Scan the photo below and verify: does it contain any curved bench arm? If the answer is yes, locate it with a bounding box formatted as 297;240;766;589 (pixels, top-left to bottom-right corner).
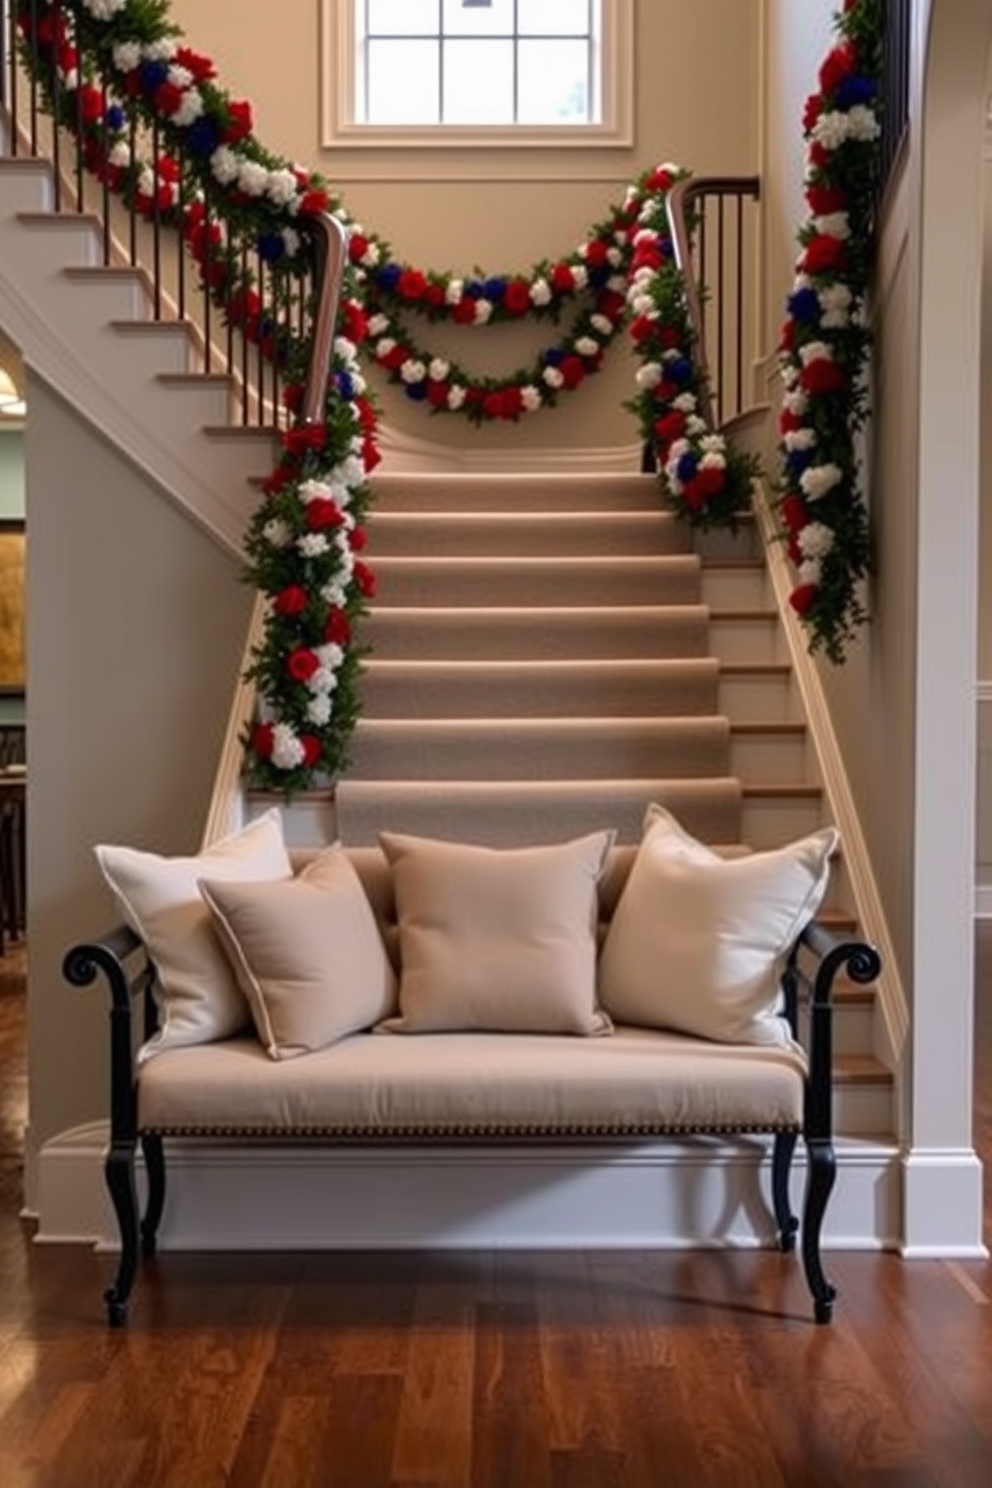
63;926;151;1151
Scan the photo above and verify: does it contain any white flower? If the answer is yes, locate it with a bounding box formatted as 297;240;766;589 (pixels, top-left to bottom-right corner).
800;463;843;501
359;240;381;267
812;110;852;151
210;146;240;186
799;340;832;367
445;278;464;305
635;363;663;389
784;388;809;416
529;278;552;307
336;455;366;488
473;299;494;325
798;522;836;560
113;42;142;73
298;479;333;505
819;282;853;329
428;358;450;381
335;336;358;364
367;313;389;337
375;337;397;359
262;519;292;548
847;104;880;141
700;451;727;471
144;38;178;62
521;386;543;412
798;558;823;586
814;211;851;240
307;666;338;696
137;165;156;197
108;141;132;168
686;415;708;437
85;0;128;20
673;393;698;413
400;360;427;384
315;643;345;669
607;274;628;294
173;92;204;128
792;272;813;294
348;370;367;395
447;386;467;411
61;69;79;91
238;160;270;197
570;264;588;290
784;428;817;452
321;582;348;606
307;695;333;726
606;247;623;267
297;534;331;558
590;314;614;336
267;169;300;206
575;337;599;357
542;367;565;389
628;294;656;317
271;723;305;771
168;65;194;90
700;434;726;454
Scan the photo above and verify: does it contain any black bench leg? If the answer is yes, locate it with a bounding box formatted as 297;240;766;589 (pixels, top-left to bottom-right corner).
772;1130;799;1252
104;1139;140;1328
140;1134;166;1257
801;1136;837;1324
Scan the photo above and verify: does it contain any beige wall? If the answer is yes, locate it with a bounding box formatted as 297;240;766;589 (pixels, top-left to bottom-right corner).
25;383;253;1172
169;0;761;455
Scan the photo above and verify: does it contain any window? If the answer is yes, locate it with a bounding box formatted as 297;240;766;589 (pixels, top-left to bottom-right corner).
322;0;633;151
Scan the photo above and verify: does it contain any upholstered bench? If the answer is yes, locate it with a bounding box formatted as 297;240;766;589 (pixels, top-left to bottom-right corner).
64;805;880;1328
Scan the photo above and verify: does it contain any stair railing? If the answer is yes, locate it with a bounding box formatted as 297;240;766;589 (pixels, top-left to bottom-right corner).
0;0;342;432
665;175;761;431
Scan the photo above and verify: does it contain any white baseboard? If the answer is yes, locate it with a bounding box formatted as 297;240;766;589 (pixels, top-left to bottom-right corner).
974;883;992;919
899;1148;988;1257
36;1123;901;1252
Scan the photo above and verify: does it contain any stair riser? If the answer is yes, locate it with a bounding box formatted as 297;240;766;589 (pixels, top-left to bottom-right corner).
700;565;771;608
729;732;810;785
833;1082;894;1139
367;514;693;559
372;559;703;608
369;473;664;513
349;723;731;783
710;617;785;666
740;794;825;848
359;667;720;720
362;609;710;662
7;214;102;272
718;673;801;723
800;1002;877;1059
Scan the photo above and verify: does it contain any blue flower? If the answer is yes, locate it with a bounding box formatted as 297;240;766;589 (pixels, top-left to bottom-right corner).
588;265;611;288
257;232;285;263
336;371;355;400
405;381;428;401
139;60;170;94
186;116;222;158
676;451;698;482
483;276;507;300
658;236;674;259
668;357;693;385
543;348;563;367
787;288;821;324
105;105;126;133
464;279;484;299
377;262;402;291
835;75;875;110
785;448;814;477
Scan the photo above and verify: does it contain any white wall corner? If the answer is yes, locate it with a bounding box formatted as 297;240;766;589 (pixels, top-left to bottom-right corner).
899;1148;988;1257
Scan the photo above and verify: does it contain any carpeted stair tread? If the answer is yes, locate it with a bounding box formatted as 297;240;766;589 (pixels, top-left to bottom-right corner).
362;604;712;661
372;554;703;607
358;657;721;719
367;510;693;558
369;471;663;513
334;777;743;849
347;716;732;782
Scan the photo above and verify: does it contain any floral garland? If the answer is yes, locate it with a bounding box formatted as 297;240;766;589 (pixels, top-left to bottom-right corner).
775;0;883;662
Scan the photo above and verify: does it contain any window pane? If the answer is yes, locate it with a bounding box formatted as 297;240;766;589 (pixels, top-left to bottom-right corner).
441;0;514;36
517;0;592;37
517;39;589;121
366;39;440;122
442;38;514;123
366;0;439;37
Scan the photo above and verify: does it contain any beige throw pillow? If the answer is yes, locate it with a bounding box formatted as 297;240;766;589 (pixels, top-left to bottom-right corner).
597;803;839;1047
200;846;397;1059
378;830;615;1036
94;808;292;1062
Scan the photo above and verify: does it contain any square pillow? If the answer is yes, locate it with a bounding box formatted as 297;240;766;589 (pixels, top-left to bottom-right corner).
597;804;839;1047
378;829;615;1036
94;808;292;1062
200;845;398;1060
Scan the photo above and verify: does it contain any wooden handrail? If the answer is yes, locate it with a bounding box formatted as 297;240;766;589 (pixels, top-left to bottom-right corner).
300;211;349;427
665;175;760;430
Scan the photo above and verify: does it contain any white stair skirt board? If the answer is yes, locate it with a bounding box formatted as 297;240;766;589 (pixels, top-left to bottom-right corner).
35;1123;901;1252
899;1149;988;1257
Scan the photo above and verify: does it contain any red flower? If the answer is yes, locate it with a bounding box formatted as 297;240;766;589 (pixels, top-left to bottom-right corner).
349;526;369;552
819;43;857;97
274;585;308;617
808;142;830;171
778;407;802;435
341;301;369;343
379;344;409;372
250;722;274;759
803;233;846;274
398;269;427;301
227;287;262;326
288;648;320;683
354;560;377;597
176;47;217;84
482;388;524;421
779;319;797;352
262;464;294;496
451;298;477;325
424;282;447;309
426;380;450;408
300;734;322;768
348;233;369;264
800;359;845;395
282;382;305;413
658;327;681;351
806;183;847;215
281;423;327;455
355;397;378;435
222;100;254;142
646;166;675;193
58;44;78;74
632;243;662;272
789;583;819;616
653;411;686;448
157;156;181;184
596;291;627;322
680;477;707;512
504;279;532;315
584;239;610;267
559;356;586;390
154;81;185;116
305;498;344;531
362;437;382;472
696;466;726;498
629;316;656;345
654;380;679;403
550;263;577;295
780;495;808;533
299;189;330;216
79;85;104;123
325;608;351;644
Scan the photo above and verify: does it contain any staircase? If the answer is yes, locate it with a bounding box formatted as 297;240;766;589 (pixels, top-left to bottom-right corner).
0;132;900;1249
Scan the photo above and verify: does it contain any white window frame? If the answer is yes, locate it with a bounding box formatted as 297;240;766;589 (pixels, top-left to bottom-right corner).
320;0;634;150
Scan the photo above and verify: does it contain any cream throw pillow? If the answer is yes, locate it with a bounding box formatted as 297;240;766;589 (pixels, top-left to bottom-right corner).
94;808;292;1062
597;804;839;1047
200;846;397;1060
378;830;615;1036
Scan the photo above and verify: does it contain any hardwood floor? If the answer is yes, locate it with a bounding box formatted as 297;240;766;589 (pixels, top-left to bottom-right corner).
1;937;991;1488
